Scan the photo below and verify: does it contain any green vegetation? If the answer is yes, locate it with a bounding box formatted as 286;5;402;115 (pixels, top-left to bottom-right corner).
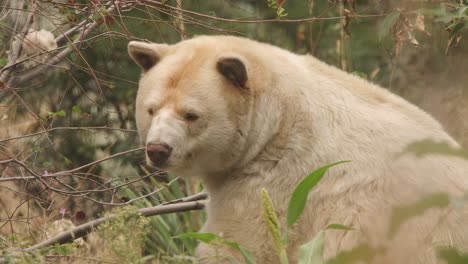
1;0;467;263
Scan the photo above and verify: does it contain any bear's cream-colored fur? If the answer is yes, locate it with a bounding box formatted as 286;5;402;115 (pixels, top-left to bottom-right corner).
128;36;468;263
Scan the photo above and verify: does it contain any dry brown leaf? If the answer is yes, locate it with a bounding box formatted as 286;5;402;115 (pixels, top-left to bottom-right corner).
404;21;419;47
407;31;419;47
414;14;425;32
391;21;404;56
277;0;286;11
414;14;431;36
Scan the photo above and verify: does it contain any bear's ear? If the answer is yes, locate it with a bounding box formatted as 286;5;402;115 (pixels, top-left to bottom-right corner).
128;41;168;72
216;57;248;89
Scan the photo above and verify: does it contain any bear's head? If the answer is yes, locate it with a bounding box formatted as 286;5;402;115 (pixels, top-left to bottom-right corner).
128;37;268;178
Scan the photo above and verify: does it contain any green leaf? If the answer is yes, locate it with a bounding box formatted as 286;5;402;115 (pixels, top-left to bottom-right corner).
7;235;17;243
351;71;367;79
437;246;468;264
0;57;7;68
298;231;324;264
297;223;354;264
326;224;354;231
449;22;465;37
413;8;447;17
402;139;468;160
47;110;66;117
53;243;77;255
223;240;257;264
55;110;66;117
175;232;257;264
458;6;468;17
174;232;218;243
287;161;350;228
387;192;450;238
326;244;381;264
379;11;401;42
72;105;82;114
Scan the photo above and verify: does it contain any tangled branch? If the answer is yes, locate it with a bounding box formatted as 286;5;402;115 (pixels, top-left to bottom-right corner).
0;194;207;263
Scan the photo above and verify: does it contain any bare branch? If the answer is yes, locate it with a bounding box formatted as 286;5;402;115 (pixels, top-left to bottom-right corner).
0;199;207;263
1;147;145;196
3;1;139;87
0;126;138;143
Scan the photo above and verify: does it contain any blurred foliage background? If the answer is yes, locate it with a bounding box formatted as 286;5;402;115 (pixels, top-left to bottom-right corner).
0;0;467;262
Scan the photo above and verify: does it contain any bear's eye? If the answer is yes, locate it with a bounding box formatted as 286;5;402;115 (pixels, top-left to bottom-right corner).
184;112;199;122
147;109;154;116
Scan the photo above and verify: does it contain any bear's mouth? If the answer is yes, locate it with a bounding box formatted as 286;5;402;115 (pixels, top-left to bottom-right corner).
146;159;170;170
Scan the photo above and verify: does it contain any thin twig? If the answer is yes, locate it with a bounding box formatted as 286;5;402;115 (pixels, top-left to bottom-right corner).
10;1;138;86
1;147;144;195
0;126;138;143
146;0;386;24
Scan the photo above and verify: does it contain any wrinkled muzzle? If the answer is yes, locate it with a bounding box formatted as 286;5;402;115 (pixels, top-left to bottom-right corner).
144;110;186;169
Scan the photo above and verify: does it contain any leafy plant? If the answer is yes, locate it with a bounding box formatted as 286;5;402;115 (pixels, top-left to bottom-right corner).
379;11;401;42
414;2;468;38
96;206;150;263
175;161;349;264
121;176;204;259
267;0;288;18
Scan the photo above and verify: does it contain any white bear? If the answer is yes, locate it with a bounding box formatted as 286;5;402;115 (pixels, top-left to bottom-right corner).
128;36;468;263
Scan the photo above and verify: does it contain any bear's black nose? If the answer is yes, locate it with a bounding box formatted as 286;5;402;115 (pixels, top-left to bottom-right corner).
146;143;172;167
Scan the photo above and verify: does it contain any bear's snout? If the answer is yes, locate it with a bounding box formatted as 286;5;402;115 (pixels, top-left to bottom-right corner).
146;143;172;167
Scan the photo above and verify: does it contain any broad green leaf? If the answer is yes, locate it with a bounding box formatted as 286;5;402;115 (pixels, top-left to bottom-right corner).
413;8;447;17
437;246;468;264
287;161;350;228
449;22;465;37
298;231;324;264
379;11;401;41
175;232;257;264
297;224;354;264
326;244;381;264
435;16;455;23
326;224;354;231
402;139;468;160
458;6;468;17
387;192;450;238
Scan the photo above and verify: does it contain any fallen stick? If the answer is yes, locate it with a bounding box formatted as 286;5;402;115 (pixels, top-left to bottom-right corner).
0;198;206;263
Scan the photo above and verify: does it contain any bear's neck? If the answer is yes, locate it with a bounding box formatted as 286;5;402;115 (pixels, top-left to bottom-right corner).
202;86;321;203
